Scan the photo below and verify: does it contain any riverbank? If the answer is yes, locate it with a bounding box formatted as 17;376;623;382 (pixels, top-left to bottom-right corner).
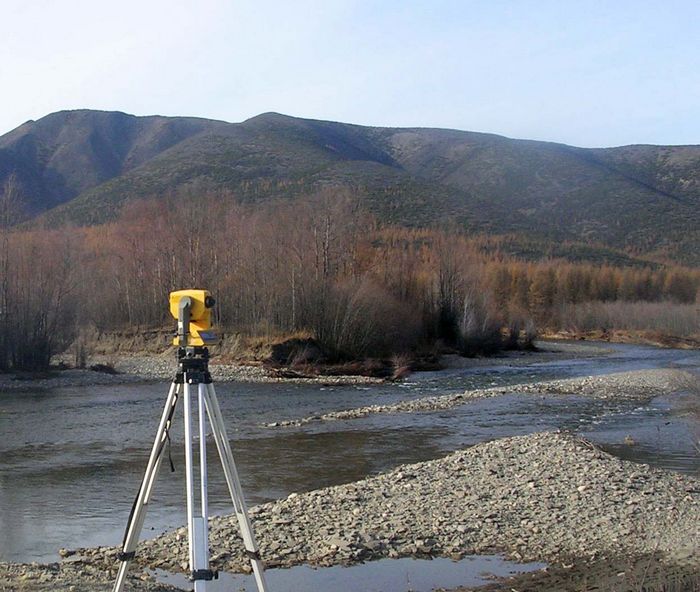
0;562;178;592
2;432;698;590
448;552;700;592
0;354;385;391
14;430;692;592
0;339;609;391
448;554;700;592
544;328;700;350
266;367;696;427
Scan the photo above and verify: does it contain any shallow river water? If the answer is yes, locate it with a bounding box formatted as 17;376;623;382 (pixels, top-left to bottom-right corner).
0;341;698;575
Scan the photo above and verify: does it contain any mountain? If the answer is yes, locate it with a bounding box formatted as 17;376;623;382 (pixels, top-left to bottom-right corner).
0;110;225;215
1;110;698;264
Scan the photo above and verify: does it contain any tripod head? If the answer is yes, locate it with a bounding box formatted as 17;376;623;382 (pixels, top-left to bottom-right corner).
170;289;218;347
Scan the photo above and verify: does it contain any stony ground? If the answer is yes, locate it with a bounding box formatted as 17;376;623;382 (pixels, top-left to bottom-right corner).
266;368;696;427
40;431;694;590
0;562;178;592
0;354;383;391
111;355;384;385
0;339;606;391
3;431;698;590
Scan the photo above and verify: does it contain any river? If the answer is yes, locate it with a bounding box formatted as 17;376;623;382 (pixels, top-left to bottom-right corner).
0;341;698;566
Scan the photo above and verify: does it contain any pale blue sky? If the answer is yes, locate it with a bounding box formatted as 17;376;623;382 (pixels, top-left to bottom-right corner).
2;0;699;147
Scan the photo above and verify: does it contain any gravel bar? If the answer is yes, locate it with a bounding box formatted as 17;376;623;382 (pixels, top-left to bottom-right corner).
112;355;383;385
73;431;699;578
4;431;698;590
0;561;178;592
266;368;696;427
1;339;607;391
0;356;383;391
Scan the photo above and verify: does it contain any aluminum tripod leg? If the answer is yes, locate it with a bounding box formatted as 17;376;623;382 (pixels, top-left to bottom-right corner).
203;382;269;592
113;382;180;592
182;379;212;592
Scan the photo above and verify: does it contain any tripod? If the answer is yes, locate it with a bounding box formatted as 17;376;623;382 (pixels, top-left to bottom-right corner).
113;345;269;592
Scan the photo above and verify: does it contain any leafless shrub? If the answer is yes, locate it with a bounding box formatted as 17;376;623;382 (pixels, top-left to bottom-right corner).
71;326;99;369
1;230;77;370
73;341;87;369
312;278;422;359
504;317;522;350
523;318;538;349
457;290;502;356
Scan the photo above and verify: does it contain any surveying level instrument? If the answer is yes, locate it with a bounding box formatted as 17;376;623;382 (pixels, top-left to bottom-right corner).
113;290;269;592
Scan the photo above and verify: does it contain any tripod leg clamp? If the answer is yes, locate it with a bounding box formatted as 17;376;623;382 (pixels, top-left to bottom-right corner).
117;551;136;561
190;569;218;581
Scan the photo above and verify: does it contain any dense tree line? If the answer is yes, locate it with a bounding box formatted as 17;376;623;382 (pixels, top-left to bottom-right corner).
487;260;698;324
0;188;698;370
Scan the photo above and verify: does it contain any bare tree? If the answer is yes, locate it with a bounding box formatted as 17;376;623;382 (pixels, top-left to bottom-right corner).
0;174;24;370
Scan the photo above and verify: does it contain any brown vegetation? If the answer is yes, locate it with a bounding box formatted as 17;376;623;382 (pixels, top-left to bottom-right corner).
1;176;77;370
0;185;698;371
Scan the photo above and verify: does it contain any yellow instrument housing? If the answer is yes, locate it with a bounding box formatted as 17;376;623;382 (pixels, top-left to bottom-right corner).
169;289;217;346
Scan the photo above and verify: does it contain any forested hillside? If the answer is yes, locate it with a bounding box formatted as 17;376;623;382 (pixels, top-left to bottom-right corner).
1;110;699;265
0;110;224;216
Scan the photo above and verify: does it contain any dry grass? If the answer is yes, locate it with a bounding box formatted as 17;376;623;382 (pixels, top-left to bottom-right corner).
217;330;315;362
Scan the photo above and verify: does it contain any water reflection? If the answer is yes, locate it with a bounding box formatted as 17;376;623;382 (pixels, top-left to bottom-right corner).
154;555;546;592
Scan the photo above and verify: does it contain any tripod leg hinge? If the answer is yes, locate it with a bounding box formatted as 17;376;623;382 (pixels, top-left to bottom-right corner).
117;550;136;561
190;569;218;581
245;549;261;561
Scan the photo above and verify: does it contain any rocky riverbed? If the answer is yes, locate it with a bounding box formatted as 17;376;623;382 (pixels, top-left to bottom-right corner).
7;431;687;592
0;355;383;391
0;561;178;592
0;339;606;391
266;368;696;427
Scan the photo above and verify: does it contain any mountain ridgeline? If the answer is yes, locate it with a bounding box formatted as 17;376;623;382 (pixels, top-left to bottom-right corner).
1;109;698;265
